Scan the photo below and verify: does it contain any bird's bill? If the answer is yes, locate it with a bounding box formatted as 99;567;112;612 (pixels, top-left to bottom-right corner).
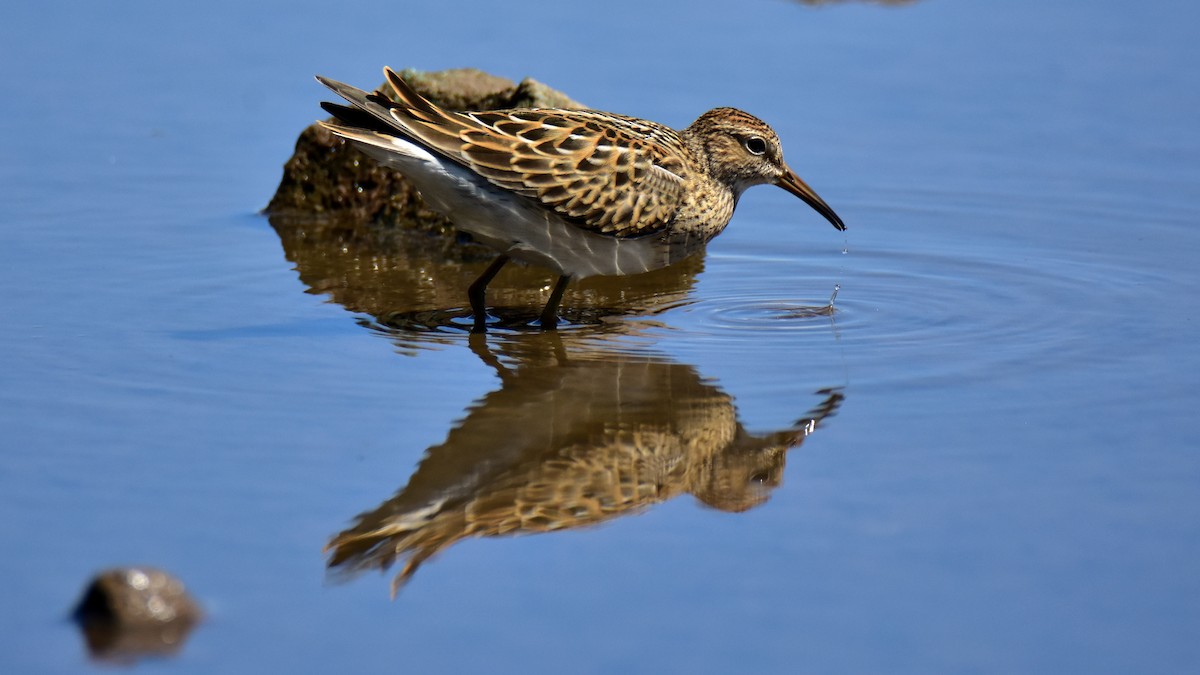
777;168;846;231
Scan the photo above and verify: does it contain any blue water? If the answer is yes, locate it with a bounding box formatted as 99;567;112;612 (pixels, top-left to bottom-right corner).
2;0;1198;672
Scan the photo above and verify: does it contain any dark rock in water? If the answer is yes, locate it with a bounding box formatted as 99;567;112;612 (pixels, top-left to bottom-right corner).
266;67;585;260
72;567;201;663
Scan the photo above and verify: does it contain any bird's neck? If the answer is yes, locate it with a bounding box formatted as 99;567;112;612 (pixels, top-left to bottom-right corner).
673;172;738;242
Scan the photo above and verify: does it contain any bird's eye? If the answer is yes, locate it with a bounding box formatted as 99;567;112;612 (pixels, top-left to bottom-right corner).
744;137;768;156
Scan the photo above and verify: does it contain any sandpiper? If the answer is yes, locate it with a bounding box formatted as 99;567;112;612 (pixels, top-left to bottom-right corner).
317;68;845;330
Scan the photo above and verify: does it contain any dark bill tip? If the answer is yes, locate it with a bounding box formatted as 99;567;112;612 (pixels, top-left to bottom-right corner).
777;169;846;231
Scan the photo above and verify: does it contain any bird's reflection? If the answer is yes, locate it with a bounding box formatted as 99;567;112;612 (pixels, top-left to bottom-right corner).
327;332;843;596
269;210;843;596
268;212;704;335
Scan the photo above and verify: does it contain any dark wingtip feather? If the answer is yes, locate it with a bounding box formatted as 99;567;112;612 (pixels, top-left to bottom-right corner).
321;101;407;137
314;73;417;138
319;100;350;118
314;74;352;93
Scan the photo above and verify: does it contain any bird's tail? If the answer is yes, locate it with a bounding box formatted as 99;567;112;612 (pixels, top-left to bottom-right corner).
314;74;437;165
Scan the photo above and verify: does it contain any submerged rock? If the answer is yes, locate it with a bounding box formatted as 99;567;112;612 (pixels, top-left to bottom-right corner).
266;67;585;255
72;566;201;663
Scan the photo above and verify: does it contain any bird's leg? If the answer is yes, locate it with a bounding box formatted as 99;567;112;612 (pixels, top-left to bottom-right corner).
468;255;509;333
539;275;571;330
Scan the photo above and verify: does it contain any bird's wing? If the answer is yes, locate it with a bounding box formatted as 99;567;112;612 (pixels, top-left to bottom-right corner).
379;68;688;238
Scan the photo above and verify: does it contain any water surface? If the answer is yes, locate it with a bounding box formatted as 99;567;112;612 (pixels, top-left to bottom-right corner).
1;0;1198;672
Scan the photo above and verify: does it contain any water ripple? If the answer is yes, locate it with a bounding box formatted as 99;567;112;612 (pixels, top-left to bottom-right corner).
667;245;1161;386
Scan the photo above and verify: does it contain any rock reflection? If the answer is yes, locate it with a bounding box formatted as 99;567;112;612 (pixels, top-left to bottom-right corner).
327;332;843;595
269;212;704;334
